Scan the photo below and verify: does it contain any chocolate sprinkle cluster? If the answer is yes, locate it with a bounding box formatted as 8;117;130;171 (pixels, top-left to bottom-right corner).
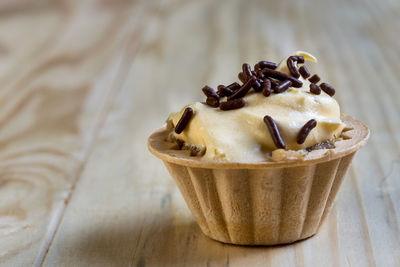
201;59;303;111
307;74;335;96
174;55;337;150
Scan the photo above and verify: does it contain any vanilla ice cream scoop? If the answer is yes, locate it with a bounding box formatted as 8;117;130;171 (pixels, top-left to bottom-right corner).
167;52;345;162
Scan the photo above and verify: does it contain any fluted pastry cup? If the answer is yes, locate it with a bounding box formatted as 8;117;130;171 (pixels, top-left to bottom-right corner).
148;115;369;245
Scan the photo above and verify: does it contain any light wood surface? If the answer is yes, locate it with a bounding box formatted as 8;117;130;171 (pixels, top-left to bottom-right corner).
0;0;398;266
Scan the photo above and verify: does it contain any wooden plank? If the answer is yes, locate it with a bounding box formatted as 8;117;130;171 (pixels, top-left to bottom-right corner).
0;1;146;266
0;0;398;265
43;0;400;265
46;0;400;265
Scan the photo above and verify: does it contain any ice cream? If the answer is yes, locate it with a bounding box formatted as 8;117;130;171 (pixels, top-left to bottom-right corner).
167;51;345;162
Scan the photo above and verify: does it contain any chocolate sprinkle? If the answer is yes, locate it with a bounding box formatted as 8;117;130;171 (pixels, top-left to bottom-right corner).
297;119;317;144
308;74;320;84
228;76;256;100
206;97;219;107
263;115;286;149
292;56;304;64
242;63;253;78
262;79;272;96
262;68;303;88
238;72;247;83
202;85;219;99
274;80;292;93
269;78;280;89
217;85;234;97
299;65;310;79
253;79;262;92
220;98;245;110
258;61;278;70
309;83;321;95
227;82;241;91
287;56;301;78
320;83;335;96
175;107;193;134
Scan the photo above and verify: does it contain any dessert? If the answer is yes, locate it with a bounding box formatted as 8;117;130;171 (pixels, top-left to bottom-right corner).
165;52;345;162
148;51;369;245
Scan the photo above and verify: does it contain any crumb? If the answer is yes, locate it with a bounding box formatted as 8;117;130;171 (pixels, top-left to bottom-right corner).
166;131;205;156
271;149;307;162
306;139;336;152
213;148;226;160
166;118;174;131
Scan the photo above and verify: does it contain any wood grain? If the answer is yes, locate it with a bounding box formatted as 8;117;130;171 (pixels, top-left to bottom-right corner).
0;0;146;266
0;0;399;266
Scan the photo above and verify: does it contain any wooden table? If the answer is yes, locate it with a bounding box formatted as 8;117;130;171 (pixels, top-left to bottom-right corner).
0;0;399;266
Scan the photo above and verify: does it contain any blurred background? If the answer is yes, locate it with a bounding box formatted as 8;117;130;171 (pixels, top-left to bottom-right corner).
0;0;398;266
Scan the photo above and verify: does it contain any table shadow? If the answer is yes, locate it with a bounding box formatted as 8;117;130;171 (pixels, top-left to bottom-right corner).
67;216;232;266
68;214;316;266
